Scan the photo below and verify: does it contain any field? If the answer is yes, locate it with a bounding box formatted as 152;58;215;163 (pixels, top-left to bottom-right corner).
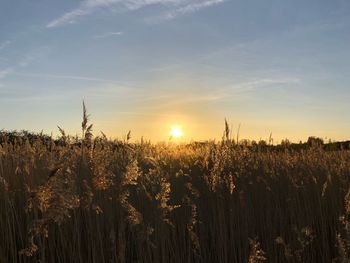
1;115;350;262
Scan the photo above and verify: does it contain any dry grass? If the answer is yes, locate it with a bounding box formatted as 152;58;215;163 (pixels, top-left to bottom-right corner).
1;108;350;262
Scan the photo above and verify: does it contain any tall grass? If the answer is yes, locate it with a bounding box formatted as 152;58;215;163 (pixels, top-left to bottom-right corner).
1;107;350;262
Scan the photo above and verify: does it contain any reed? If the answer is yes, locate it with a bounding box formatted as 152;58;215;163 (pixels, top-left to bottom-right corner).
1;105;350;262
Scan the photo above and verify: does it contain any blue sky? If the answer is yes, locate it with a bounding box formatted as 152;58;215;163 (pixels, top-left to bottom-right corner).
1;0;350;142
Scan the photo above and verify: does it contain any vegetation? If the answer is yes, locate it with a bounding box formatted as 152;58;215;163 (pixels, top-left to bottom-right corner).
1;106;350;262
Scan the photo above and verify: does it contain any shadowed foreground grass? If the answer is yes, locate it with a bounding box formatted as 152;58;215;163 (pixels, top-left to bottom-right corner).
1;118;350;262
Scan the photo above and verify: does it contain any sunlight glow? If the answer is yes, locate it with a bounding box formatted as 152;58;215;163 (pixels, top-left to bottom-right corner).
170;126;183;138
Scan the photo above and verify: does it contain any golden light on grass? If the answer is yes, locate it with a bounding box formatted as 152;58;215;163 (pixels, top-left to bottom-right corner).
170;126;183;138
3;106;350;262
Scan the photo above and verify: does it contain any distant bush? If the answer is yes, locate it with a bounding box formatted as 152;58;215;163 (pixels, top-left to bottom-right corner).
307;136;324;147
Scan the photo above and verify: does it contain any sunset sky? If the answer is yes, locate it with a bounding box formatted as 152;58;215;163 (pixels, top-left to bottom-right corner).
1;0;350;142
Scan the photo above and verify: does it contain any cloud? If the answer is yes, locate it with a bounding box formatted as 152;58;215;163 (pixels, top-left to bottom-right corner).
121;0;187;10
46;0;226;28
13;72;127;85
163;0;225;20
19;55;34;68
0;40;11;50
94;31;123;39
46;8;92;28
0;53;38;80
217;78;301;99
0;68;14;79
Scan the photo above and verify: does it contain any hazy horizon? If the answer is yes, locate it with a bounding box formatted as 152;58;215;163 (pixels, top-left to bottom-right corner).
1;0;350;142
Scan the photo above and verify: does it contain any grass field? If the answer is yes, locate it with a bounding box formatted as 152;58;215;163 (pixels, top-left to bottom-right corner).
1;112;350;262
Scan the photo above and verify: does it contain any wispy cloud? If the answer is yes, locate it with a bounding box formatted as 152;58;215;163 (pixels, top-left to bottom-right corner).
228;78;301;94
162;0;225;20
46;8;91;28
46;0;226;28
94;31;123;39
0;68;14;79
13;72;128;85
188;78;299;104
19;55;34;68
0;53;39;80
0;40;11;50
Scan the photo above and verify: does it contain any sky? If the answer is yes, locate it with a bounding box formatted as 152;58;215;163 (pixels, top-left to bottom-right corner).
1;0;350;142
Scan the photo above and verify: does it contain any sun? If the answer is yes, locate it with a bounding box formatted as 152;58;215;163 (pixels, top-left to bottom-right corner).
170;126;183;138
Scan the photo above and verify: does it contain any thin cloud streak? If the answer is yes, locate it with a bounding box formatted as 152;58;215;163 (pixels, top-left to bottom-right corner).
13;72;128;85
163;0;225;20
94;31;123;39
46;0;226;28
228;78;301;94
46;8;91;28
207;78;302;101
